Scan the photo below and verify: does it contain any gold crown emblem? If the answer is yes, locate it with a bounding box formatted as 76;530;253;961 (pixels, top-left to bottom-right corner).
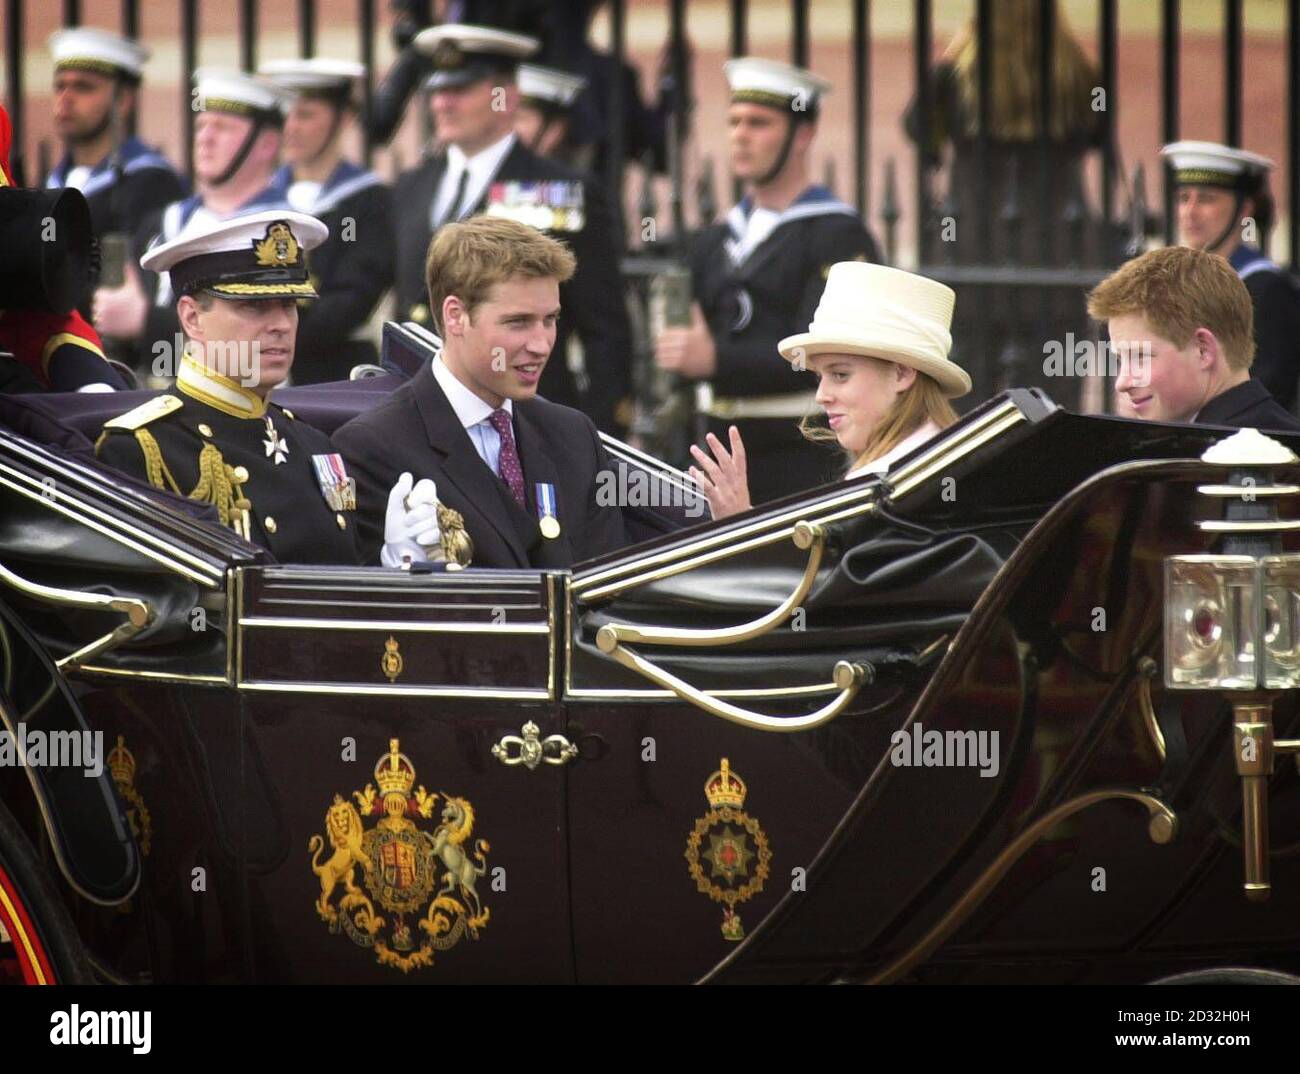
374;737;416;797
252;221;300;267
433;40;464;68
108;734;136;784
704;758;746;808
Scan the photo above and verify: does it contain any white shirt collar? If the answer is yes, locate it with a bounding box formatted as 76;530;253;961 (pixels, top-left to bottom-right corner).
844;420;942;480
447;131;516;187
432;353;512;429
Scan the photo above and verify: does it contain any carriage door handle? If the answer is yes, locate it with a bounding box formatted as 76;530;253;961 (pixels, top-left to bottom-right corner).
491;720;579;770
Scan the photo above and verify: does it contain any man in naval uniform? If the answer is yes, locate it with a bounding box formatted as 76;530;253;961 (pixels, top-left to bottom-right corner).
655;58;881;504
513;62;590;170
1162;140;1300;412
391;24;632;435
45;28;185;271
94;211;361;564
259;58;394;383
92;69;292;375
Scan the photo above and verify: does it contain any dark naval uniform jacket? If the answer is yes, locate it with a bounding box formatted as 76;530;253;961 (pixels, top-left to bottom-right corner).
46;136;186;247
1194;377;1300;434
128;185;290;371
1229;245;1300;411
391;136;632;434
689;185;882;502
332;360;628;569
95;357;360;564
268;161;394;384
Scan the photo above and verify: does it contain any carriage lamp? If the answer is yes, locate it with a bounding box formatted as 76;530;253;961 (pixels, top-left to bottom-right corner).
1162;429;1300;901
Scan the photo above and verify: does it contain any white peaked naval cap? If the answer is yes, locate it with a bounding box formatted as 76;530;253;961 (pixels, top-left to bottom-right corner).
258;57;367;95
1161;140;1274;188
415;23;540;90
724;57;831;112
778;262;970;398
141;211;328;300
49;27;150;79
192;67;292;121
517;64;588;109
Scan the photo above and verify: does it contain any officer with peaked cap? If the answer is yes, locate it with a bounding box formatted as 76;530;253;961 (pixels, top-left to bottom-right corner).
93;68;292;373
392;23;633;435
655;57;881;504
94;211;361;564
1162;139;1300;411
45;28;185;258
259;58;395;383
514;63;590;169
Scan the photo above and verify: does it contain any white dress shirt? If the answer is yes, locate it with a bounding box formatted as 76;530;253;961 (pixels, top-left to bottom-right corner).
432;353;514;476
430;132;517;228
844;420;943;480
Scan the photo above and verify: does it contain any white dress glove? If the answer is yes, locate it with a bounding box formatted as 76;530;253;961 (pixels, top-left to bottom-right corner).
380;472;445;567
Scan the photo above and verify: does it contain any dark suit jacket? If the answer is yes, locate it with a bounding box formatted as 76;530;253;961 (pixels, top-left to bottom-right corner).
391;139;632;433
1195;378;1300;434
331;361;628;568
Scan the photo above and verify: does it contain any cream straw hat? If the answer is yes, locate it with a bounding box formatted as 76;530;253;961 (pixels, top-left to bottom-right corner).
778;262;970;397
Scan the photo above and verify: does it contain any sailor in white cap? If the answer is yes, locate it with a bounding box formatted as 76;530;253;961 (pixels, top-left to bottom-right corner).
513;63;590;168
656;57;881;505
259;58;394;383
1162;139;1300;410
45;28;184;302
93;68;292;372
691;262;965;519
391;24;633;435
94;211;365;564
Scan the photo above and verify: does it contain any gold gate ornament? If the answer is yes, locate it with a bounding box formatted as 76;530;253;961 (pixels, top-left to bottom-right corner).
684;758;771;941
308;738;491;973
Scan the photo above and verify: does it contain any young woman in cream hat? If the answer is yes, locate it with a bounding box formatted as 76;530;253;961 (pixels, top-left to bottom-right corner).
690;261;970;519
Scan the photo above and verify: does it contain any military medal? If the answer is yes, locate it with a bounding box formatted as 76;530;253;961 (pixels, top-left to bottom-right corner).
535;482;560;539
263;417;289;465
312;453;355;512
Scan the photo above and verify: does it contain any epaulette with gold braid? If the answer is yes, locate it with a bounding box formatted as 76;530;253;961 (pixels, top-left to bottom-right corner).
103;394;183;431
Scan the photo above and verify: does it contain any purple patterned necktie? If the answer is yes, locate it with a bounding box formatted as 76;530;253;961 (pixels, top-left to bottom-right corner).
488;408;526;508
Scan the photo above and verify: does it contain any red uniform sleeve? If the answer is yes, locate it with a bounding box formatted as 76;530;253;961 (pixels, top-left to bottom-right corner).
0;309;109;389
0;102;13;186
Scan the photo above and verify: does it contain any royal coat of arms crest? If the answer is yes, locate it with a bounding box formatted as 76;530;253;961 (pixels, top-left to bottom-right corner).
308;738;491;973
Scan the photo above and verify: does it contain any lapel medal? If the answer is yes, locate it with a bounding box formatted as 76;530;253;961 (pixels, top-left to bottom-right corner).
535;482;560;539
312;453;355;512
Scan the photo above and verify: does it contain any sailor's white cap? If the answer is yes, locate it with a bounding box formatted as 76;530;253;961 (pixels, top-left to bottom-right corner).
258;57;366;98
49;27;149;80
415;23;539;91
724;57;831;114
141;211;328;300
1161;140;1275;189
193;67;291;123
517;64;587;110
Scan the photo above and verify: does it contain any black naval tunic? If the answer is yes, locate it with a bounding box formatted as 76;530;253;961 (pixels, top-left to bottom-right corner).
45;137;186;250
95;364;361;565
268;162;395;384
392;137;632;434
1229;245;1300;412
689;186;882;503
1194;377;1300;434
